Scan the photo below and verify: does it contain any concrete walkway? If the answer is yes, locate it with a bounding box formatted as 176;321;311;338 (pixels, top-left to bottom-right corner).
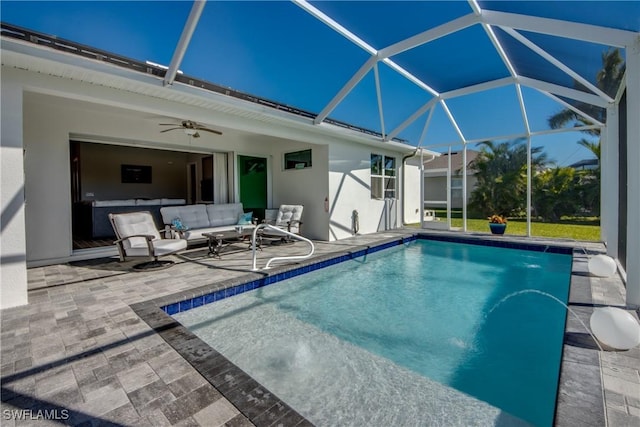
1;230;638;426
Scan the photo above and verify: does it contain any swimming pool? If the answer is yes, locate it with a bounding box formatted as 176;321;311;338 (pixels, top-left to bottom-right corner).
173;238;573;426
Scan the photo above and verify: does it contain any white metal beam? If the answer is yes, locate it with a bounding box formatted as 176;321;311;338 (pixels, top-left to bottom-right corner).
515;84;531;134
373;63;386;139
386;97;438;142
378;13;479;59
314;56;377;124
163;0;206;87
624;36;640;307
601;105;619;257
296;0;440;104
417;104;437;148
480;9;637;48
423;123;602;149
440;100;466;142
518;76;610;108
440;76;514;99
502;27;615;103
292;0;376;55
381;59;440;96
541;91;605;127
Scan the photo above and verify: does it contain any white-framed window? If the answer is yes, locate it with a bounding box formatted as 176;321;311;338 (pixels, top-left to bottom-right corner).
284;149;312;170
371;154;396;199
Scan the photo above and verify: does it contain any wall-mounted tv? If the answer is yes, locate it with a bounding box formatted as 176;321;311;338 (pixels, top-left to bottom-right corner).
121;164;152;183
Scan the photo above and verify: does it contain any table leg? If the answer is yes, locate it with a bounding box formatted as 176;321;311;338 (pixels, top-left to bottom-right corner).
208;235;223;258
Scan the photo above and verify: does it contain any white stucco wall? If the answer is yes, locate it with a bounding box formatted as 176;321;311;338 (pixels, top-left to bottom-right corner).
269;140;329;241
13;71;332;265
1;65;416;308
1;81;29;309
328;143;402;241
403;163;422;225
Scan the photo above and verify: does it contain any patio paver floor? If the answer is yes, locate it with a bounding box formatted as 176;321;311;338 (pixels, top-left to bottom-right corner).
1;230;639;426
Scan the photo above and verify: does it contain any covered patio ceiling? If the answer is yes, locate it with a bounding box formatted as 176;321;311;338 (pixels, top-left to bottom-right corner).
1;0;639;153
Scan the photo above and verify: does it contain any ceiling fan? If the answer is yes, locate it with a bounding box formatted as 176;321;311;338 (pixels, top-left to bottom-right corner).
159;120;222;138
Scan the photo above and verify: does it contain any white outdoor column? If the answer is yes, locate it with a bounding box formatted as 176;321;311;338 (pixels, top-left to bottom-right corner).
419;150;425;227
601;105;618;257
1;82;28;309
462;144;467;231
625;37;640;308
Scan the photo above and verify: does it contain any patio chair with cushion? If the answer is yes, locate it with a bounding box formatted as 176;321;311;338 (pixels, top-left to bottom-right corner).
108;211;187;271
262;204;303;243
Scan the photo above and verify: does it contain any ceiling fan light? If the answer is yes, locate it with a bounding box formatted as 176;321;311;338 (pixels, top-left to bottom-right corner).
184;128;197;136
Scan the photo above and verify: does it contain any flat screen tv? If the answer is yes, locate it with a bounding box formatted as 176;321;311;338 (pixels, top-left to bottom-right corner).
121;164;152;183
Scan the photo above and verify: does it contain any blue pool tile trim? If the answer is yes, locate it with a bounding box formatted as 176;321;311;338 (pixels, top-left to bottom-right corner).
161;236;413;315
161;233;571;315
417;233;573;255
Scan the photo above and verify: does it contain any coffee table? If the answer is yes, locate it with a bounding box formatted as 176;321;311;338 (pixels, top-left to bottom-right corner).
202;228;260;258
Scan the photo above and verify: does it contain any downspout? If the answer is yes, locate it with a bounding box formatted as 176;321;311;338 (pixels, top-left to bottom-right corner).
401;148;420;226
402;148;437;226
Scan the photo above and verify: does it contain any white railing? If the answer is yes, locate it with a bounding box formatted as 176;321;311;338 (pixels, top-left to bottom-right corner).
251;223;315;270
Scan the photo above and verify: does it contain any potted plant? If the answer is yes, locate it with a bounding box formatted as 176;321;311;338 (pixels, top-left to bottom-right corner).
488;214;507;235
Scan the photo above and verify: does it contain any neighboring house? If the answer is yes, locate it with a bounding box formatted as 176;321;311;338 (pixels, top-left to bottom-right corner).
0;27;436;309
570;158;599;171
423;150;479;209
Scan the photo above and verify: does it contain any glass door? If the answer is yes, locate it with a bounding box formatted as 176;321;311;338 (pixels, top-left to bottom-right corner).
238;155;267;220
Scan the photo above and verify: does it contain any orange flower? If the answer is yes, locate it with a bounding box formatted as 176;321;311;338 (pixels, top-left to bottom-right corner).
488;214;507;224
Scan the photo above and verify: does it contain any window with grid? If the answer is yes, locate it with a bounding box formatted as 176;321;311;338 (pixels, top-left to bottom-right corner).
371;154;396;199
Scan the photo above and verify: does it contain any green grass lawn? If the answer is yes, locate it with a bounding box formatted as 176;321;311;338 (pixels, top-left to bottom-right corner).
408;210;601;242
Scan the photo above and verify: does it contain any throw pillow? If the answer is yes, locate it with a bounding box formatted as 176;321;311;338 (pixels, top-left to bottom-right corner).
237;212;253;225
172;217;189;231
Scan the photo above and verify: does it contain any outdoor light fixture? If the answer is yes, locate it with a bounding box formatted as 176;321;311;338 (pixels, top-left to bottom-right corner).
590;307;640;350
588;254;617;277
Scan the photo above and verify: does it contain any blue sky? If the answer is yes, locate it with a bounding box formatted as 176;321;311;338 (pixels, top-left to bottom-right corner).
2;0;625;165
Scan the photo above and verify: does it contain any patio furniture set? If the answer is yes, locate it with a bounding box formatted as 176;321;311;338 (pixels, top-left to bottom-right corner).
108;203;303;270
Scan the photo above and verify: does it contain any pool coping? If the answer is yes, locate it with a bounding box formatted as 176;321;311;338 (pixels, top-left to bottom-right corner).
130;232;607;426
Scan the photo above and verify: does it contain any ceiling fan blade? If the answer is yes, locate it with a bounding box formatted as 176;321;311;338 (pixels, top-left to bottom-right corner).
158;123;179;126
160;127;181;133
197;127;223;135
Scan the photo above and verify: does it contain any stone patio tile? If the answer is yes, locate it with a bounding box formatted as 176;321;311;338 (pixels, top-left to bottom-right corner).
80;375;120;401
151;355;196;385
34;367;77;398
116;363;160;393
603;374;640;397
608;407;640;427
141;409;173;426
192;397;240;427
223;414;256;427
603;364;640;383
126;378;175;410
74;387;129;418
101;402;145;426
161;384;221;424
167;371;210;398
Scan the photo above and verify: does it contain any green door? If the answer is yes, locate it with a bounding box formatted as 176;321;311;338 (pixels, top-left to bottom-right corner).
238;155;267;221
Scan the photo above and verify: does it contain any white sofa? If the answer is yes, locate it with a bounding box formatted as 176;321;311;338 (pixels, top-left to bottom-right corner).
160;203;254;242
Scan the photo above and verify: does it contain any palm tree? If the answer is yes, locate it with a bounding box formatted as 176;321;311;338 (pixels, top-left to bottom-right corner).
548;48;625;135
546;48;622;218
468;139;548;217
577;138;600;161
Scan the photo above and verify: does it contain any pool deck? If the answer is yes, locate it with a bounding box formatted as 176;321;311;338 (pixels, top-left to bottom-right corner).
1;229;638;426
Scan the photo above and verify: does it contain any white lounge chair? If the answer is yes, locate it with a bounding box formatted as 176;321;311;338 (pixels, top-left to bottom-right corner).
109;211;187;270
263;204;303;242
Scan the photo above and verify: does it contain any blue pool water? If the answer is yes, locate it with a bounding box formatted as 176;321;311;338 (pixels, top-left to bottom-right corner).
174;239;572;426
